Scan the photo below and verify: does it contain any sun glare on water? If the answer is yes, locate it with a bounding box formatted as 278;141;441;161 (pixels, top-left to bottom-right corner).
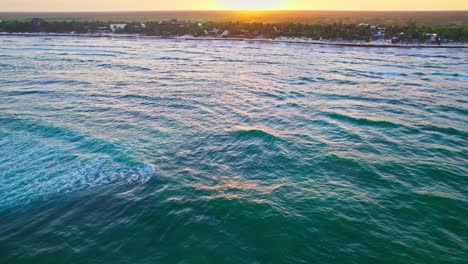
221;0;283;10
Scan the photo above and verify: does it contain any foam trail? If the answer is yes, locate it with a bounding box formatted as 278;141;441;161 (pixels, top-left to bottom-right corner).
0;130;155;210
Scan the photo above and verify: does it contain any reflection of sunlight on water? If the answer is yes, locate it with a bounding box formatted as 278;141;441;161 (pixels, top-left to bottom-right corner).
190;176;284;200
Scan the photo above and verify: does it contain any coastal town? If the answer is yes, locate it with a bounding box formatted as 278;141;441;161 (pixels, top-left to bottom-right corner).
1;18;466;46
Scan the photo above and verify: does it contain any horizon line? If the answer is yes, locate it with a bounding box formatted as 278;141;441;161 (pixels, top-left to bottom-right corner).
1;9;468;13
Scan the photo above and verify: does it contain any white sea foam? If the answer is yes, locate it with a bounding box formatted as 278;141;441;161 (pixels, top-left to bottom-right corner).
0;132;155;209
0;160;155;209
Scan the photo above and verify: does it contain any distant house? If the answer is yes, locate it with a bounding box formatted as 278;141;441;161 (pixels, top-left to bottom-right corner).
130;23;146;30
427;33;438;42
391;32;406;43
110;24;127;32
31;18;44;26
220;30;230;38
209;28;220;35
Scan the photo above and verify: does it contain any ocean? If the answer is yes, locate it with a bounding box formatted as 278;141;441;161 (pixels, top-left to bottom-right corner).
0;36;467;263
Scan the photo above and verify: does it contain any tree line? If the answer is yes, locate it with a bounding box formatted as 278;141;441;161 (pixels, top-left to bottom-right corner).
0;19;466;42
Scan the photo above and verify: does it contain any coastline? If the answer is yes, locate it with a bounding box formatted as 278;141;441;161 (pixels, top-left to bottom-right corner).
1;32;467;49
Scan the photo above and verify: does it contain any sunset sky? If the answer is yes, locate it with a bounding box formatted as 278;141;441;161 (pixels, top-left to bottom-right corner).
1;0;467;11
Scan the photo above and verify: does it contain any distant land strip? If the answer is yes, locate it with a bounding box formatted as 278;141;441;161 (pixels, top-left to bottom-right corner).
1;11;468;26
1;33;466;49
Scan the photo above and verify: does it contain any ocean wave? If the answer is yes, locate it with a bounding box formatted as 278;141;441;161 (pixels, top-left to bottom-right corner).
230;126;282;143
432;72;468;78
171;127;289;181
96;63;152;72
158;56;192;61
420;125;467;137
324;112;401;128
316;77;359;85
0;156;155;209
312;92;409;107
401;82;423;87
8;46;129;56
321;154;363;168
3;90;55;96
412;187;466;205
121;93;169;103
371;71;408;77
0;114;129;158
0;116;156;209
255;60;282;65
166;49;206;55
22;79;92;86
72;53;118;57
297;76;317;83
436;105;468;116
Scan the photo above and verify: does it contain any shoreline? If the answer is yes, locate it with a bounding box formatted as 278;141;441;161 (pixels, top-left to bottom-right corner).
1;32;467;49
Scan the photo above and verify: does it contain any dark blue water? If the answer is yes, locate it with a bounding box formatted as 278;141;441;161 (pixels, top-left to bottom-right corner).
0;36;467;263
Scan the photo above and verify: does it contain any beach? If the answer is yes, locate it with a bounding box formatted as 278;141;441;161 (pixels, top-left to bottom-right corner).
1;32;467;48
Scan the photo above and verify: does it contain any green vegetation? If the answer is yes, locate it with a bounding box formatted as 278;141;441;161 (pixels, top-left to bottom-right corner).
0;16;466;44
1;11;467;26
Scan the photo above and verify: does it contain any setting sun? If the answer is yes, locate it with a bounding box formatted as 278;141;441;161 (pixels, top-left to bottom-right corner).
221;0;284;10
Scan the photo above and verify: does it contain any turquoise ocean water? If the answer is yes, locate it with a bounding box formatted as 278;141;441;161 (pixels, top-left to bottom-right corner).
0;36;467;263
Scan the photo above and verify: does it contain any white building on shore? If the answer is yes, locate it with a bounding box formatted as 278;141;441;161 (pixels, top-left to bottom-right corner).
220;30;230;38
110;24;127;32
